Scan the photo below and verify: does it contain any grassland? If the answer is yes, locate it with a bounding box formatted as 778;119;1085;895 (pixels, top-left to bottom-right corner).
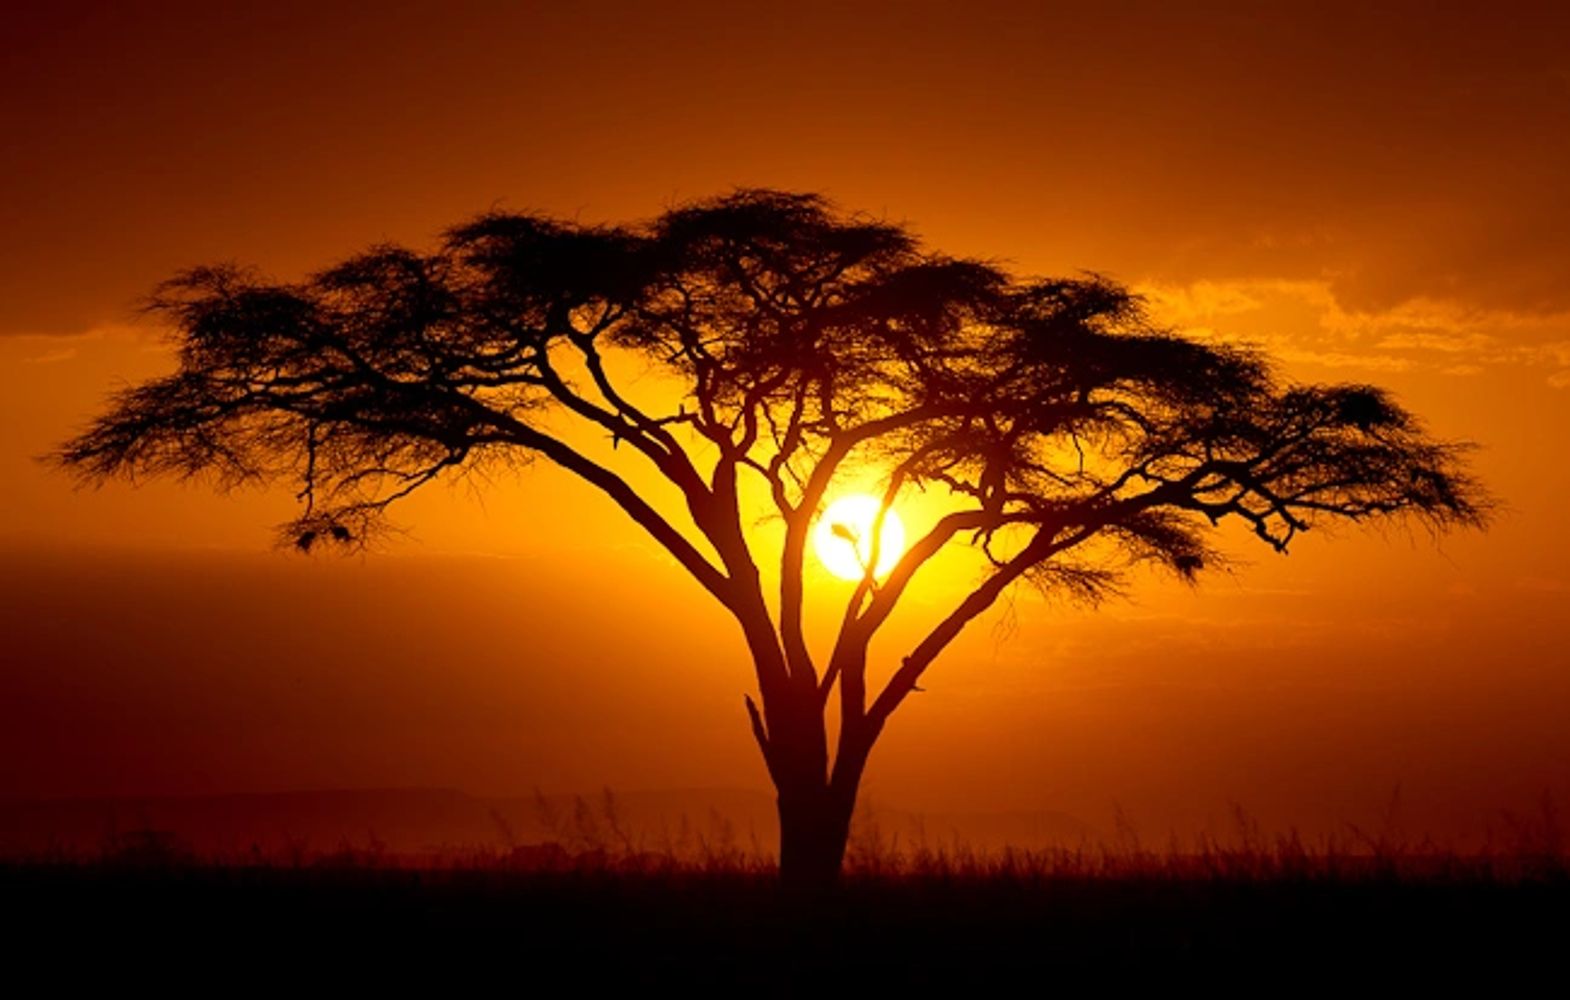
5;812;1565;987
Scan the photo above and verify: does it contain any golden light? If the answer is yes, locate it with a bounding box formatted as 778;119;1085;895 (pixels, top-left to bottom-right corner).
812;494;906;581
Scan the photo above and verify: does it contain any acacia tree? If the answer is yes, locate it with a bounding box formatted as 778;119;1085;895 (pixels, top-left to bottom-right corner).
58;190;1487;885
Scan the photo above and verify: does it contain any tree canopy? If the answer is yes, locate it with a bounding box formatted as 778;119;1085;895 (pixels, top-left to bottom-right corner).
58;188;1489;883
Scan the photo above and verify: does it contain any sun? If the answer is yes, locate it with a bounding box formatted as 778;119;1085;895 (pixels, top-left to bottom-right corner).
812;494;907;582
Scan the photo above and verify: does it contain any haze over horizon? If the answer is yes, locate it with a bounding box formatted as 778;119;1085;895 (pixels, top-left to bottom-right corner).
4;1;1567;848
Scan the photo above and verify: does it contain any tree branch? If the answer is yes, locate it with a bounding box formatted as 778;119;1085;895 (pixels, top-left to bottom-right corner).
866;530;1057;728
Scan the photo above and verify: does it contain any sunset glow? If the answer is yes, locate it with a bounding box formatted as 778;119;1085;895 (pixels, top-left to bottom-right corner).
2;3;1568;877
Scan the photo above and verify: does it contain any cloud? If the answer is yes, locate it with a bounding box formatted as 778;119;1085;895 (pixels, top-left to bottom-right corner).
1273;350;1413;372
2;325;168;373
20;347;79;365
1139;278;1570;382
1514;575;1568;593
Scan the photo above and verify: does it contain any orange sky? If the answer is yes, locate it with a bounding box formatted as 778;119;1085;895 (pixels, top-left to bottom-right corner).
3;1;1567;845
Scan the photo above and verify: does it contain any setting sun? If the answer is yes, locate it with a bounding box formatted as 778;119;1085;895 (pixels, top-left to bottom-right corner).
812;494;907;581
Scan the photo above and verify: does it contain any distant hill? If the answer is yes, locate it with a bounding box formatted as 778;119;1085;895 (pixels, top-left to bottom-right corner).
0;787;1098;858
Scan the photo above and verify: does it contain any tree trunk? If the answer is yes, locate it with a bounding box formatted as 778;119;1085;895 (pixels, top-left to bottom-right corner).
776;781;856;889
752;671;875;888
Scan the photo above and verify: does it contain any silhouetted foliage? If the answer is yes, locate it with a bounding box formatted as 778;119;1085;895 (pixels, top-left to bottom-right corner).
58;189;1489;885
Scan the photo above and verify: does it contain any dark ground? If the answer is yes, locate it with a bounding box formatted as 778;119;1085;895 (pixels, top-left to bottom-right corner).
5;859;1566;988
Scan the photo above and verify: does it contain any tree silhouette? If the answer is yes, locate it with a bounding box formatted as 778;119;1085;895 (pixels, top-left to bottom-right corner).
57;190;1488;886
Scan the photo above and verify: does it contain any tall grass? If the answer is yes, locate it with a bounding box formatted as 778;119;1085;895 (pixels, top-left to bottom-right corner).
15;788;1562;887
